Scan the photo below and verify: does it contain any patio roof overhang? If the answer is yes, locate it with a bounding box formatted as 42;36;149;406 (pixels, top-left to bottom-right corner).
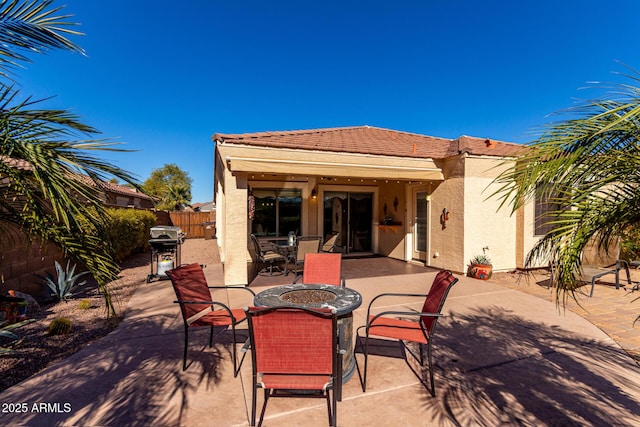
219;145;444;181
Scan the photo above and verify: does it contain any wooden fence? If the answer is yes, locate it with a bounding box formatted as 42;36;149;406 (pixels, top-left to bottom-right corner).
164;211;216;239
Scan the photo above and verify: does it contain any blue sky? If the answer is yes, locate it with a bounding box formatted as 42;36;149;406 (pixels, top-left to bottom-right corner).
17;1;640;203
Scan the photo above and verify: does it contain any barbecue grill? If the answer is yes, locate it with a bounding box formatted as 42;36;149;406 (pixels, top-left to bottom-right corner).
147;226;185;283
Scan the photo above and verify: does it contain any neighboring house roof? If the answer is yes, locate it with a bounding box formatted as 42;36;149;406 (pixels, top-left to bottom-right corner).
1;156;153;202
194;201;215;212
0;156;32;171
213;126;524;160
96;180;154;201
73;174;154;202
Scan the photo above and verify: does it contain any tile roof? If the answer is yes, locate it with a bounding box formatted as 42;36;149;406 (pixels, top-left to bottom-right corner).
1;156;152;201
212;126;524;160
1;156;32;171
75;174;153;200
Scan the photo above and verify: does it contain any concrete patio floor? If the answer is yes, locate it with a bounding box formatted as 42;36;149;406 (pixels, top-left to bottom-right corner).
1;239;640;426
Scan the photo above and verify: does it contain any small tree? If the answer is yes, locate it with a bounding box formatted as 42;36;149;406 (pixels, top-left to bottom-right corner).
143;163;192;210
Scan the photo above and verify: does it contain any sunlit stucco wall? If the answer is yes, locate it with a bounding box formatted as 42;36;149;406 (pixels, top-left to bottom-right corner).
462;155;517;273
214;149;251;286
426;156;465;272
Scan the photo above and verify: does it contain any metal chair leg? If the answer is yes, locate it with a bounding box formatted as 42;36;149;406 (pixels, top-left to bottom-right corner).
182;326;189;371
426;343;436;397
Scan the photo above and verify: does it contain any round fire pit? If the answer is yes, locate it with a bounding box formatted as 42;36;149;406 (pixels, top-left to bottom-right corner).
254;284;362;382
280;289;337;304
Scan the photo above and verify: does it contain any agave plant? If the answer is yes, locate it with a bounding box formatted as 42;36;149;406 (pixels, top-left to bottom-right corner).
37;260;89;302
0;319;35;354
469;254;492;265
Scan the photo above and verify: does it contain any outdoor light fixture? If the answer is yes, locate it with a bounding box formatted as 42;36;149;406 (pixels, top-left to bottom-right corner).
311;189;317;199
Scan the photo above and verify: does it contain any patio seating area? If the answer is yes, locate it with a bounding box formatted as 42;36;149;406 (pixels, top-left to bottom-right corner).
1;238;639;426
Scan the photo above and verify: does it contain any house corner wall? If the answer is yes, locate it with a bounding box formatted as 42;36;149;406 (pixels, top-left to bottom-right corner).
218;165;250;286
428;157;465;273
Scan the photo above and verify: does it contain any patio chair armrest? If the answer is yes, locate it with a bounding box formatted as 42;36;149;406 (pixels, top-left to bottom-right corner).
367;292;428;315
174;299;234;317
617;258;631;272
208;285;257;296
368;292;428;306
367;310;444;326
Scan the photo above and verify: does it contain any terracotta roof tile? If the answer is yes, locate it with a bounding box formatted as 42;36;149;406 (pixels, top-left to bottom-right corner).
0;156;33;171
213;126;523;159
75;175;153;200
1;156;152;201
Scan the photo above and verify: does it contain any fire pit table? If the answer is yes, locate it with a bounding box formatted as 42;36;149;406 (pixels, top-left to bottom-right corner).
253;284;362;383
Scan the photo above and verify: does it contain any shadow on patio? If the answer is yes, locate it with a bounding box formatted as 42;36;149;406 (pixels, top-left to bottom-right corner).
413;305;640;426
2;241;639;426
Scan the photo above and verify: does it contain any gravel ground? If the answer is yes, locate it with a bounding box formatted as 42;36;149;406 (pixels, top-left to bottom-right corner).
0;238;218;393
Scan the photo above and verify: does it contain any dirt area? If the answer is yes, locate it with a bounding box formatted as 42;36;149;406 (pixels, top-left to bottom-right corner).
0;238;219;393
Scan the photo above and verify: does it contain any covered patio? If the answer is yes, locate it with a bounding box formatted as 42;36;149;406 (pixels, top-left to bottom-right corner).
213;126;532;287
1;239;639;426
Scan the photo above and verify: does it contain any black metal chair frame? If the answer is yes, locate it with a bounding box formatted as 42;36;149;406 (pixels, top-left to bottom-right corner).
250;234;286;276
166;264;255;376
355;271;458;396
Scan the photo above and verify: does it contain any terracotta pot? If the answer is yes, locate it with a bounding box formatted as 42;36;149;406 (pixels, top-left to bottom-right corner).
467;263;493;280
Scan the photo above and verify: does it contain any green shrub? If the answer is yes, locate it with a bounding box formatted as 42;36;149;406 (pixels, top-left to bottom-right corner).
104;208;157;261
621;224;640;262
47;317;72;335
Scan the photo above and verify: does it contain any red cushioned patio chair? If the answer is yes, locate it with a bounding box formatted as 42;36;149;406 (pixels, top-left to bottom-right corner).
355;269;458;396
245;306;343;427
301;253;345;287
166;263;255;375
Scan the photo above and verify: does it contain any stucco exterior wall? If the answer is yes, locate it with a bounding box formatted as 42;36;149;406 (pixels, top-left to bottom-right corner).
218;166;250;286
427;156;465;272
462;155;517;273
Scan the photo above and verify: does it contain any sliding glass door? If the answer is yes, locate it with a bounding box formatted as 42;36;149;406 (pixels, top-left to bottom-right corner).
323;191;372;253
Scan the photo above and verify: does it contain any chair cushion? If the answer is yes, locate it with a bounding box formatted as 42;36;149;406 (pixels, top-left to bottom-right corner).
263;251;284;261
190;308;246;327
367;315;428;344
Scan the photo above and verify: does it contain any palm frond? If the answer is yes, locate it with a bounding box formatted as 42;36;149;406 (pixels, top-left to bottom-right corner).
0;0;84;75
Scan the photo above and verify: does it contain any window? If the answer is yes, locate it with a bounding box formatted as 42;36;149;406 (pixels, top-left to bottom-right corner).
251;188;301;236
534;188;562;236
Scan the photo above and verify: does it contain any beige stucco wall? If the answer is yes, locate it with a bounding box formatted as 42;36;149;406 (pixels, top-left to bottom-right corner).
427;157;465;272
217;165;250;286
462;155;517;273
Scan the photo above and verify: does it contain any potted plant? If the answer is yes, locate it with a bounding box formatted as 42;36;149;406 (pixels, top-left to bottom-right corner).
467;254;493;280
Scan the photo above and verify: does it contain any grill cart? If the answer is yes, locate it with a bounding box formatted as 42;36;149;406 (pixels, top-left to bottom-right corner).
146;226;185;283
